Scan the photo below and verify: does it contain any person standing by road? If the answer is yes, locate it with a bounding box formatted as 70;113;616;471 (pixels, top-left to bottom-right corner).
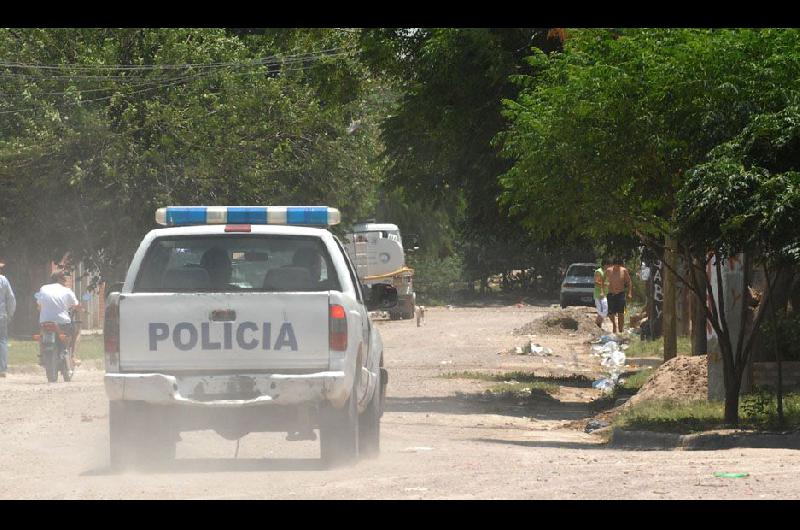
0;260;17;378
605;257;633;334
594;258;610;329
35;271;81;366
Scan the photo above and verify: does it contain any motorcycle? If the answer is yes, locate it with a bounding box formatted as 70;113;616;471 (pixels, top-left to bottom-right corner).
33;311;77;383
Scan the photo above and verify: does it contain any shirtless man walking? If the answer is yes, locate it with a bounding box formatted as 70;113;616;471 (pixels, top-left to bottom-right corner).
605;257;633;334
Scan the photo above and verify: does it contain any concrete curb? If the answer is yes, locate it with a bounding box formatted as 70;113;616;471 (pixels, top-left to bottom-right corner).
609;427;800;450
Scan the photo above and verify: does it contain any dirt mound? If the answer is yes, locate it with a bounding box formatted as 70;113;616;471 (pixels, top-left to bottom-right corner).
514;307;599;336
571;355;709;433
624;355;708;408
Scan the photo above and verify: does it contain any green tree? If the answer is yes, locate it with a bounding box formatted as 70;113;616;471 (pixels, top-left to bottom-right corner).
677;107;800;424
0;28;389;284
498;28;800;424
362;28;567;287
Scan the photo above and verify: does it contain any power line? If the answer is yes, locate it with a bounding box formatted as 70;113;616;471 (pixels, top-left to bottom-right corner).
0;52;361;116
0;46;357;73
0;51;357;96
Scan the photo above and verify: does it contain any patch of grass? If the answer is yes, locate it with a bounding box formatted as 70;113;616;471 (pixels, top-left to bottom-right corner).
613;392;800;434
623;335;692;359
440;370;593;386
620;368;654;392
440;370;498;381
486;381;560;400
442;370;584;401
590;370;654;412
8;336;105;366
591;392;620;412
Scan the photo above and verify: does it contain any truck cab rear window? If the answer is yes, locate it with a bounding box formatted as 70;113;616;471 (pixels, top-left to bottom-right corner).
134;235;341;293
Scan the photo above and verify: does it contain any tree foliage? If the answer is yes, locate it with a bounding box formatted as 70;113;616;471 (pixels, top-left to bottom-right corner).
0;28;388;281
498;28;800;243
362;28;573;285
499;28;800;424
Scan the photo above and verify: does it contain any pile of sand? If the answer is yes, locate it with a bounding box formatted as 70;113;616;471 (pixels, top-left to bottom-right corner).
624;355;708;408
514;307;599;336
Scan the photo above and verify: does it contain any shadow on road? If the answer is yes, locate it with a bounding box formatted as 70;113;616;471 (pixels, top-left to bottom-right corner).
470;437;607;451
451;298;558;309
81;457;324;476
386;393;595;422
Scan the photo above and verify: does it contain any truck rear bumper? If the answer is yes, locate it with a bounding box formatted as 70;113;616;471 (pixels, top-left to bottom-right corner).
104;371;348;407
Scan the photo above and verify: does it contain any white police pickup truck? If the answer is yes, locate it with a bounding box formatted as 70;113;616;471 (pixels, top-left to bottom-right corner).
103;206;397;469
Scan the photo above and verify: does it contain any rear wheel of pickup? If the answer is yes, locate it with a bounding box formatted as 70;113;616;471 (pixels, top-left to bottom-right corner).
110;401;176;470
319;371;360;468
358;361;384;458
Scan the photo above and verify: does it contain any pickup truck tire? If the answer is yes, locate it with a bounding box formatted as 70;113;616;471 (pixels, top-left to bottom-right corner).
358;364;382;458
110;401;176;470
319;372;360;467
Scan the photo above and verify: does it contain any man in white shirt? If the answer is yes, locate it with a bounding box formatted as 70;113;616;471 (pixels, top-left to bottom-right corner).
35;271;81;365
0;259;16;378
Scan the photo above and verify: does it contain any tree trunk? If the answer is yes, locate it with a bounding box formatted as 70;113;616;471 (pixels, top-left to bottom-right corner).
723;376;741;426
691;255;708;356
663;236;678;360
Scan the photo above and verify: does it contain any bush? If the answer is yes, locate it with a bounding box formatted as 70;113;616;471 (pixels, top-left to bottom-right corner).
760;312;800;362
408;254;467;305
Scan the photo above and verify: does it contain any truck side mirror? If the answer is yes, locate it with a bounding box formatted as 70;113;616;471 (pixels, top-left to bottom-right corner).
366;283;398;311
108;282;124;295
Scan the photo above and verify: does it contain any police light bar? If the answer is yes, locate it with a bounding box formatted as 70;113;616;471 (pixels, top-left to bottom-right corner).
155;206;341;227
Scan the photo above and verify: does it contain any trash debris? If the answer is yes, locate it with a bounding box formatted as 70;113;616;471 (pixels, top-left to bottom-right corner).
529;343;553;356
591;338;627;392
714;472;749;478
440;360;453;365
401;446;434;453
513;341;554;356
447;305;454;311
592;378;615;391
584;419;610;433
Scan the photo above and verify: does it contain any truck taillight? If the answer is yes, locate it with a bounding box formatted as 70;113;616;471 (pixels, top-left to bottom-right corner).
104;303;120;354
329;304;347;351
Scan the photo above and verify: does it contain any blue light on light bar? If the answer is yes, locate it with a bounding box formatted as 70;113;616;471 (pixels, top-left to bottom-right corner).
155;206;341;227
227;207;267;224
287;207;330;225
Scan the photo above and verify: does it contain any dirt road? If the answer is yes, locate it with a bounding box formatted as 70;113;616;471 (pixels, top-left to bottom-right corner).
1;305;798;499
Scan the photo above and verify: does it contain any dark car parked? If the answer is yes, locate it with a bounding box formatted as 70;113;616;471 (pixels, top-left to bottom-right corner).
559;263;597;308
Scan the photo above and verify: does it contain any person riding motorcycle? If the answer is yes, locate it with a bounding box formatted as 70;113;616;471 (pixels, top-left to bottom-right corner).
35;271;81;366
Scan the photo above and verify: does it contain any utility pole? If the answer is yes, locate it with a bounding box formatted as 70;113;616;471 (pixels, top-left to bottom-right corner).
663;235;678;360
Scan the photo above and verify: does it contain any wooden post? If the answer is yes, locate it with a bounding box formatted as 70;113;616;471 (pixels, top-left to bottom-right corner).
663;236;678;360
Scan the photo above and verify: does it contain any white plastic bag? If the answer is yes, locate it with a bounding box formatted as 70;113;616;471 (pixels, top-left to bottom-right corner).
595;296;608;318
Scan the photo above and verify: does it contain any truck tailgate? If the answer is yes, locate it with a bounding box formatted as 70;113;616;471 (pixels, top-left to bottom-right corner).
119;292;330;372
